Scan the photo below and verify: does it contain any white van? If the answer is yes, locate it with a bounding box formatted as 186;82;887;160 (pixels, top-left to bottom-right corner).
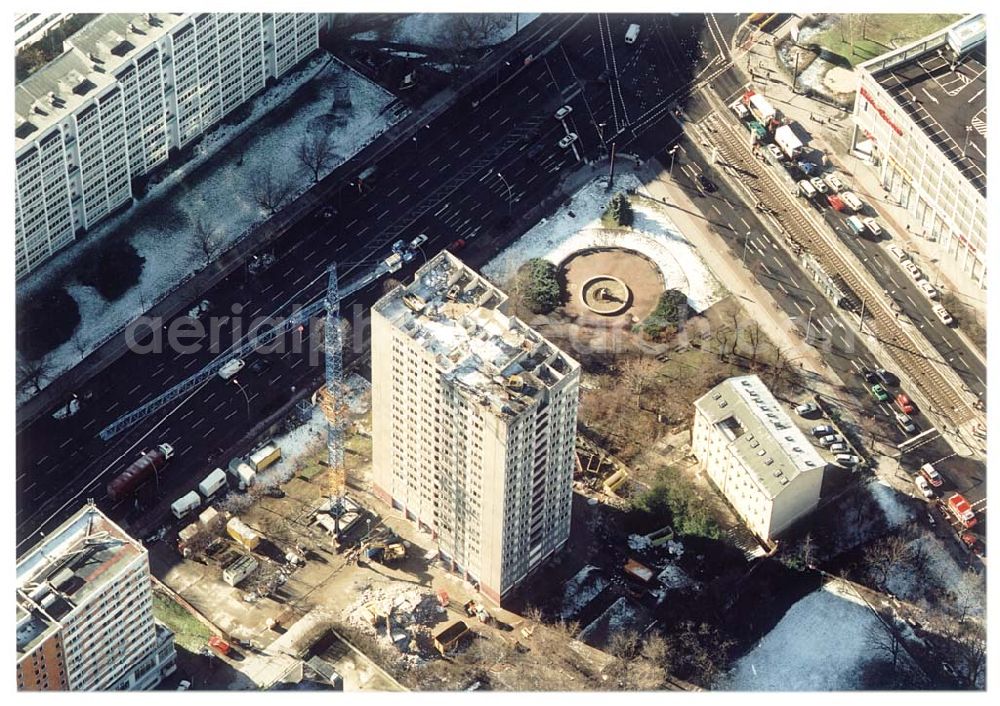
797;179;817;198
840;191;864;213
625;24;640;44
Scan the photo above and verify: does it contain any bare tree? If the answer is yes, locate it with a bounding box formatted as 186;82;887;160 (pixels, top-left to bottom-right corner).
858;414;879;450
249;164;294;215
71;331;89;362
728;307;742;357
866;610;906;672
297;129;336;183
17;354;51;394
863;534;911;590
746;321;763;368
943;621;985;688
438;14;508;58
949;568;984;624
191;217;221;265
621;356;660;405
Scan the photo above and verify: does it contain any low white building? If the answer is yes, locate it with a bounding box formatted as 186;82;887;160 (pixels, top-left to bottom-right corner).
692;375;826;541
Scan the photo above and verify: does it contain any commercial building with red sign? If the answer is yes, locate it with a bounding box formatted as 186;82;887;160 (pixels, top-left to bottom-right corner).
850;14;986;289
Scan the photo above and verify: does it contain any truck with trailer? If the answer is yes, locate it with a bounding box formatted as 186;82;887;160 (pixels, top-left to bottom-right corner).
226;517;261;551
248;443;281;472
171;491;202;520
198;468;228;499
106;444;175;501
774;124;803;159
222;554;259;587
946;494;977;529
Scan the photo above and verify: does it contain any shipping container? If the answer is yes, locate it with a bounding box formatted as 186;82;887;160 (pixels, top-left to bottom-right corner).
248;443;281;472
198;468;228;499
171;491;201;520
226;517;261;551
222;554;259;587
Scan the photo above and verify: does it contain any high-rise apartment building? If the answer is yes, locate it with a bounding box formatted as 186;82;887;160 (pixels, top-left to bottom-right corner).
14;12;319;278
371;253;580;606
16;502;176;691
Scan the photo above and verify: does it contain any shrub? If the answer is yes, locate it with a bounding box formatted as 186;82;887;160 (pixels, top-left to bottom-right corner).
627;466;721;540
519;258;561;314
639;289;689;340
77;239;146;302
606;192;634;227
16;285;80;360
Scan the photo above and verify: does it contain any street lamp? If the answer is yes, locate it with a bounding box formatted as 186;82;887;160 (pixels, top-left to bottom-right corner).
667;145;679;176
496;172;513;215
805;306;816;343
742;230;752;267
232;378;251;421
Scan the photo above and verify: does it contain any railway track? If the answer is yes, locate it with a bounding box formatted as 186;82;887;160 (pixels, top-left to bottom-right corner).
699;109;976;428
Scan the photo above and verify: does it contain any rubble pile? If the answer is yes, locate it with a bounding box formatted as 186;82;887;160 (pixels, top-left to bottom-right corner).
342;583;447;665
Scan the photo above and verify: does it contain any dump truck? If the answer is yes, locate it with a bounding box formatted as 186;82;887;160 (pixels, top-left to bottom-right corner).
222;554;259;587
947;494;977;529
227;517;261;551
774;124;803;159
198;468;228;499
171;491;201;520
433;620;469;655
248;443;281;472
106;444;175;501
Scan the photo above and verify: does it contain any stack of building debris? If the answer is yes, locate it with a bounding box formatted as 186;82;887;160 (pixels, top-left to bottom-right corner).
342;583;448;665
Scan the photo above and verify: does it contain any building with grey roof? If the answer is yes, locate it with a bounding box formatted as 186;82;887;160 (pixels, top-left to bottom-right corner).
851;14;986;288
693;375;826;541
16;501;176;691
14;12;319;278
371;252;580;605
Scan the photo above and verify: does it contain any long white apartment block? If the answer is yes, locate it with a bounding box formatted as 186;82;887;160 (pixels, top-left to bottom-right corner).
371;252;581;605
14;12;320;279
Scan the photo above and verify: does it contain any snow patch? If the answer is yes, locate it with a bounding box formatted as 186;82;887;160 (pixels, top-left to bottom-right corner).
559;565;608;620
481;174;724;313
578;596;640;643
628;534;652;551
656;563;695;592
869;480;915;528
722;583;884;690
388;13;539;47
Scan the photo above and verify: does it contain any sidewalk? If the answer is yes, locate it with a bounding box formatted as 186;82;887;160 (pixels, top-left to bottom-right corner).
745;28;987;315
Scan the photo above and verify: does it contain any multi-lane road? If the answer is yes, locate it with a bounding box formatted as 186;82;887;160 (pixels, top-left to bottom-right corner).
16;14;733;548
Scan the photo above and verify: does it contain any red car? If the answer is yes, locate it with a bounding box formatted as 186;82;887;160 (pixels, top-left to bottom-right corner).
208;635;230;656
827;193;846;211
448;239;466;252
895;393;915;414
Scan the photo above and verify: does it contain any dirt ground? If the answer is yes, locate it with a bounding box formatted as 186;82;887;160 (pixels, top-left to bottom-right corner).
559;248;665;327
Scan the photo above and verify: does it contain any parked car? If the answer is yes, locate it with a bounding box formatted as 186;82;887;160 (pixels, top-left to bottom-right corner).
869;384;889;402
554;105;573;120
933;304;954;325
558;133;578;149
819;434;843;447
766;144;784;161
914;476;935;499
875;368;899;387
698;175;718;193
823;173;846;192
903;260;923;281
920;463;943;487
835;454;862;468
810;177;828;194
918;280;939;299
827;193;846;211
863;218;883;237
861;367;880;384
795;402;819;417
177;680;192;691
410;233;428;248
218;359;245;381
448;239;466;252
830;442;849;454
812;424;834;437
895;412;917;434
731;102;750;120
249;358;272;375
895;393;915;414
887;244;909;262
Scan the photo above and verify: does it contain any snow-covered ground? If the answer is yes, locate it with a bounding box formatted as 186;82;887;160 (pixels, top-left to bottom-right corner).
722;581;886;690
886;533;986;620
378;13;539;47
481;174;725;313
869;479;916;528
19;56;407;405
560;565;609;620
578;596;641;644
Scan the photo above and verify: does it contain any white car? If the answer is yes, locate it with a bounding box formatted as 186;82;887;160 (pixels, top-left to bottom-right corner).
887;244;909;262
410;233;428;248
819;434;842;447
766;144;784;161
835;454;862;467
863;218;883;237
823;173;845;192
918;280;938;299
810;177;829;194
933;304;953;326
902;260;923;281
732;102;750;120
558;133;578;149
830;442;849;454
177;680;192;691
218;359;245;381
554;105;573;120
914;476;934;499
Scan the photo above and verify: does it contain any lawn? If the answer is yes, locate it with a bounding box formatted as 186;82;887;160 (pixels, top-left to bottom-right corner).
152;591;213;653
809;14;962;66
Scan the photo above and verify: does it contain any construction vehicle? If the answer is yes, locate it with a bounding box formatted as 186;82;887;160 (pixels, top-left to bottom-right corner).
248;442;281;472
106;444;175;501
433;620;469;655
227;517;261;551
463;600;493;624
774;124;803;159
198;468;228;499
946;494;977;529
171;491;201;520
208;635;231;656
363;540;406;564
